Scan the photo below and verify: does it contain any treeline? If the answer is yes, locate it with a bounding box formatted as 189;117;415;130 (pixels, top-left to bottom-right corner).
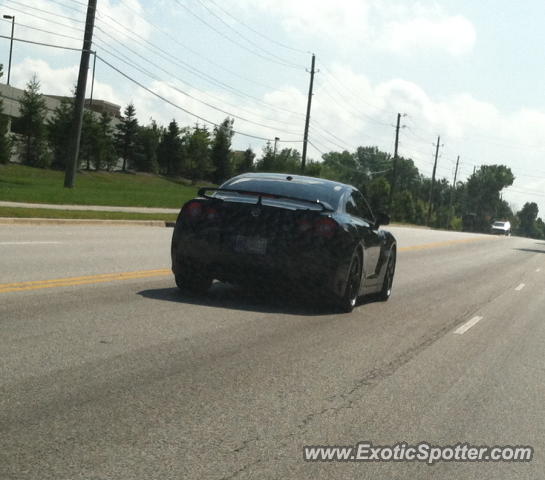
317;148;545;239
3;75;242;184
1;74;544;239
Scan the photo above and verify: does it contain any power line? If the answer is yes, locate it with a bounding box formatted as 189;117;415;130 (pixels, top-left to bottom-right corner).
404;114;545;153
318;63;391;114
48;0;85;13
313;78;393;128
308;139;326;157
0;4;83;33
91;28;304;137
93;37;302;136
99;0;284;93
3;0;85;23
0;17;82;42
91;11;306;119
9;5;307;123
205;0;309;54
0;28;303;143
172;0;304;70
96;54;303;143
192;0;305;69
309;127;351;152
95;8;272;91
311;121;354;149
0;33;84;52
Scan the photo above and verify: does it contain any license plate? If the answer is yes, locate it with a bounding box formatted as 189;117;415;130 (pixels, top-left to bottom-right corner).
234;235;267;254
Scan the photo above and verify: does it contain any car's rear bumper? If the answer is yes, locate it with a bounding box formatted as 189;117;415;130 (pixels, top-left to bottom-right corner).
171;231;350;296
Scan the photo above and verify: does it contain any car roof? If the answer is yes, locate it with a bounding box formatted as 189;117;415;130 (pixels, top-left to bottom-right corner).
227;172;354;191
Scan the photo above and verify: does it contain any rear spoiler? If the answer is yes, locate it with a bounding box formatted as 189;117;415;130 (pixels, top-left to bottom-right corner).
197;187;334;212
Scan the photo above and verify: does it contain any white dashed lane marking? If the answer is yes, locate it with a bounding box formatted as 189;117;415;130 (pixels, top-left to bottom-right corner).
454;316;484;335
515;283;526;291
0;241;63;246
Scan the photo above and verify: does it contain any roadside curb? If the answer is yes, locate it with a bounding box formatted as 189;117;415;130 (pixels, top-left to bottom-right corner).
0;217;176;227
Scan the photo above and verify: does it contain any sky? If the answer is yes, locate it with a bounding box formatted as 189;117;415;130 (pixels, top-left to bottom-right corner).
1;0;545;214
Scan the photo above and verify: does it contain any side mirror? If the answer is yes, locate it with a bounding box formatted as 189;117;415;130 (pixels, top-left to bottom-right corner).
374;212;390;228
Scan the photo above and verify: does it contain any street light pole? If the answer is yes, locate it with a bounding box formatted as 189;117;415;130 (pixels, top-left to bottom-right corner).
3;15;14;85
89;50;96;106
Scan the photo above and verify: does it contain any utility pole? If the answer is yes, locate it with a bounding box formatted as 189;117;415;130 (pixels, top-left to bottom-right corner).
301;53;316;173
273;136;279;158
388;112;402;211
3;15;14;85
426;135;441;226
64;0;97;188
446;155;460;229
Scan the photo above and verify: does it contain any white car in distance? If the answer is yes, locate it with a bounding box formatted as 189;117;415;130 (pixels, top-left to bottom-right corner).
491;220;511;236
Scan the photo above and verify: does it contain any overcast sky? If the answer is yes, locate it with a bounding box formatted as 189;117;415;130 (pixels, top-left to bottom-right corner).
2;0;545;214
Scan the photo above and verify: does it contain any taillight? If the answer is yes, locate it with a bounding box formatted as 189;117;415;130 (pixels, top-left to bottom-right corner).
182;201;219;223
314;217;338;238
297;218;313;233
184;201;203;220
205;207;218;221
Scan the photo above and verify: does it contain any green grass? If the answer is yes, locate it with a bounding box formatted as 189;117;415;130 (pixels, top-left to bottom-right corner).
0;206;178;221
0;164;206;208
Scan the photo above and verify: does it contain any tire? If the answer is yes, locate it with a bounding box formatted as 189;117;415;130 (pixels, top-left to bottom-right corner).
336;249;363;313
174;263;212;295
378;248;396;301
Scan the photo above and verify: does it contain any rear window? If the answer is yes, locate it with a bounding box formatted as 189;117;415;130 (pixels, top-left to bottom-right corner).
219;177;343;210
493;222;506;227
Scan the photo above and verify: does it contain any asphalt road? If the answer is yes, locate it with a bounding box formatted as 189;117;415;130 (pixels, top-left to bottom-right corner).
1;224;544;479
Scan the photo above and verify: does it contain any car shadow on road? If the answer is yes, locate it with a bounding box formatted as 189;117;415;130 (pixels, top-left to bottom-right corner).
138;282;381;316
515;248;545;254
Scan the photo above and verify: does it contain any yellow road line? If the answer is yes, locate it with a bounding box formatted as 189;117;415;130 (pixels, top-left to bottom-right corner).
0;269;171;293
0;236;494;294
399;237;490;252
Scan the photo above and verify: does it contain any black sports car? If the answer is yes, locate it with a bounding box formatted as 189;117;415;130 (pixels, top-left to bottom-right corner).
171;173;397;312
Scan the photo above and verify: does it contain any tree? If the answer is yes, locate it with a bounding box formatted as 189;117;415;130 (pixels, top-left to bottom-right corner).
186;125;211;182
48;96;74;170
18;75;49;167
211;117;234;184
115;103;139;171
95;113;117;171
464;165;514;232
274;148;301;173
391;191;415;223
135;121;160;173
256;142;275;172
355;146;391;177
321;150;367;188
517;202;539;238
535;218;545;240
157;120;183;176
239;147;255;173
0;65;11;164
366;176;390;214
79;110;100;170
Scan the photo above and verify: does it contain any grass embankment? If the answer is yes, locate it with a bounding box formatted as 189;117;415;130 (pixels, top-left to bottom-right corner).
0;164;204;208
0;206;178;222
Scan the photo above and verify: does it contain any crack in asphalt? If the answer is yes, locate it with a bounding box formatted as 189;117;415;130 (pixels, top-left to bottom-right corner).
223;283;514;478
